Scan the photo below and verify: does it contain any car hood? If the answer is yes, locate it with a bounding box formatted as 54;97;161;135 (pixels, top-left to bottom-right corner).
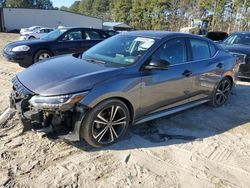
17;55;123;96
221;44;250;55
6;38;53;48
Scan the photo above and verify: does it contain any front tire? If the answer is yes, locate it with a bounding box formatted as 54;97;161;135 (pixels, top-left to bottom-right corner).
209;77;232;107
33;50;52;63
80;99;130;147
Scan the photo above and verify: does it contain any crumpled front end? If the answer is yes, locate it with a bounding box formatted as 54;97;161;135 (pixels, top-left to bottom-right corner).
10;76;88;140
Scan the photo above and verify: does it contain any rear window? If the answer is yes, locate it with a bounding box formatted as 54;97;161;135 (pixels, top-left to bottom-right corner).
190;39;210;61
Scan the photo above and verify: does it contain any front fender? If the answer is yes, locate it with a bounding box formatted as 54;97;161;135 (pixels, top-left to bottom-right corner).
79;75;142;119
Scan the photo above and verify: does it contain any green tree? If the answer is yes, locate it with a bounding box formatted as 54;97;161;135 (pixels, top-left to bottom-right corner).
34;0;53;9
5;0;33;8
150;0;168;30
129;0;144;29
111;0;132;23
78;0;94;16
60;6;68;11
93;0;111;20
199;0;227;30
5;0;53;9
69;1;80;13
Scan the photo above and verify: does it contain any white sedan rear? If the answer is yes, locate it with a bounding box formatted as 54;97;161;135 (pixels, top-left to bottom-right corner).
20;28;54;40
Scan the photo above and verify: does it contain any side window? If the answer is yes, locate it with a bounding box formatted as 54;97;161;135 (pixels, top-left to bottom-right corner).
190;39;210;61
39;29;45;33
61;30;83;41
151;38;187;65
84;30;102;40
209;43;217;57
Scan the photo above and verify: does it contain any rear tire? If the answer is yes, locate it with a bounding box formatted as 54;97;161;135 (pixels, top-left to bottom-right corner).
33;50;52;63
80;99;130;147
209;77;232;107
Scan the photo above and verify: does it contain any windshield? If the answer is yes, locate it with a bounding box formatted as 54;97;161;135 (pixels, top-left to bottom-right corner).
42;28;68;40
223;33;250;45
82;35;156;66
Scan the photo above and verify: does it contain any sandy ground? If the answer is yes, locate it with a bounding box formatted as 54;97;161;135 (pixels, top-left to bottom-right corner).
0;33;250;188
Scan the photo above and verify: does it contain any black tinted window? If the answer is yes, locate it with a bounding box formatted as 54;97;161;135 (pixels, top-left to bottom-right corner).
85;30;102;40
190;39;210;60
209;43;217;57
151;38;187;65
62;30;83;41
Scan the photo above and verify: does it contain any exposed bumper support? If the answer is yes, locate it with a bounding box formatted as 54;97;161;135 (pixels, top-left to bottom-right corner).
0;107;16;126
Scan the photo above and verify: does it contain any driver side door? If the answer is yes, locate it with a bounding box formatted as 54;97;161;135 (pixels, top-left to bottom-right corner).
140;38;195;116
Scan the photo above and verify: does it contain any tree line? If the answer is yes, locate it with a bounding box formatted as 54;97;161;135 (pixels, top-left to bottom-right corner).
2;0;250;32
64;0;250;33
3;0;53;9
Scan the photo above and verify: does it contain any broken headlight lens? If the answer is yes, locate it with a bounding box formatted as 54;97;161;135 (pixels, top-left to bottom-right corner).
29;92;88;110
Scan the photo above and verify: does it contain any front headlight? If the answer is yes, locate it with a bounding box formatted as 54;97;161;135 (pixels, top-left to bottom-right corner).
29;92;88;110
12;45;30;52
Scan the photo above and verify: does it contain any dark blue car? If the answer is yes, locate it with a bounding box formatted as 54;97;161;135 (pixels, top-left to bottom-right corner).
3;27;110;67
220;32;250;79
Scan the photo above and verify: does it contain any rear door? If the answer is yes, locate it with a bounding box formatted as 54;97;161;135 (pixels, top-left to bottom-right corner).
140;38;195;116
188;38;223;100
54;28;84;55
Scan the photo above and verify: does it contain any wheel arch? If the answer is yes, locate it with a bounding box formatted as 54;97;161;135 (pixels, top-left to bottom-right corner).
225;75;233;87
113;97;135;124
223;70;235;86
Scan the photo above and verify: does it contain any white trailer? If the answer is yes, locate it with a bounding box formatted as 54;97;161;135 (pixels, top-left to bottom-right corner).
1;8;102;32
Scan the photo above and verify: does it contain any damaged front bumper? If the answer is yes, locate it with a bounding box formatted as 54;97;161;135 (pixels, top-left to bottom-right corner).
10;77;88;141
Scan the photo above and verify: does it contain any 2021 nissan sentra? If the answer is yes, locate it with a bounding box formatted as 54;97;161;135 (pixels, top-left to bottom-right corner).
3;27;110;67
10;31;238;147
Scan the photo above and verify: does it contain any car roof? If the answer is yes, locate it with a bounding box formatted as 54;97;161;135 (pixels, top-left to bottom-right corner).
58;27;104;31
123;31;210;40
39;27;54;30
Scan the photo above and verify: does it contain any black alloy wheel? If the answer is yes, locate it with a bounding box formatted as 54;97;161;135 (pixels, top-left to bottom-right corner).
209;77;232;107
81;99;130;147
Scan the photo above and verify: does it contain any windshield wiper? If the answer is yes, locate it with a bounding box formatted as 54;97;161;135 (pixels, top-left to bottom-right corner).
83;58;106;64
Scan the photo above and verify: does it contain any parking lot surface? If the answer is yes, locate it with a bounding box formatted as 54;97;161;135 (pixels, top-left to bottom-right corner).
0;33;250;187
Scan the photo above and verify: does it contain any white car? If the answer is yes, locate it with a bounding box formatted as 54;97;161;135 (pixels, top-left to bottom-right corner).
20;26;43;35
20;27;54;40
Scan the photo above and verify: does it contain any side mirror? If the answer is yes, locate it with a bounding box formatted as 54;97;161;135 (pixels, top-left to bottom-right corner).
145;59;170;70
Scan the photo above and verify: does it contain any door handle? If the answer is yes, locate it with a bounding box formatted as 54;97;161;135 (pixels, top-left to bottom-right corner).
216;63;223;68
182;70;192;77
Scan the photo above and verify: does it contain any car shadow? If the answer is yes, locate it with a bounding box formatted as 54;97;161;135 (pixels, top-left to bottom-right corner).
54;81;250;151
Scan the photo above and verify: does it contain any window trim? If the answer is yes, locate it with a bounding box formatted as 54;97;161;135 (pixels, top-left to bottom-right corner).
208;42;218;58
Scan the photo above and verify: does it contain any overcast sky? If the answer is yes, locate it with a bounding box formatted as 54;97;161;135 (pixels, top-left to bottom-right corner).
52;0;75;8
